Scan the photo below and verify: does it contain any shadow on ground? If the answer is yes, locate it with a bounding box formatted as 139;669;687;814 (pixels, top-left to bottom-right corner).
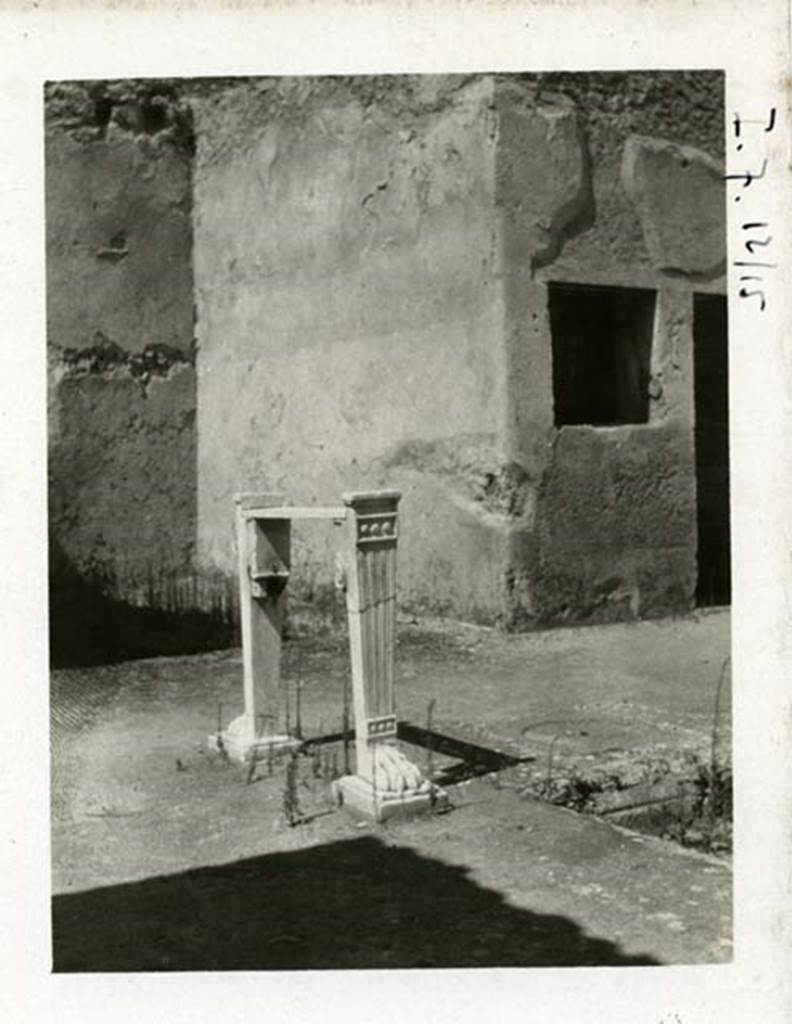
49;544;236;668
53;834;659;971
397;722;531;784
303;724;532;787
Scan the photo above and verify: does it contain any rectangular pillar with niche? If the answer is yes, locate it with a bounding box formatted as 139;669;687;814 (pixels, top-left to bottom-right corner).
209;492;346;762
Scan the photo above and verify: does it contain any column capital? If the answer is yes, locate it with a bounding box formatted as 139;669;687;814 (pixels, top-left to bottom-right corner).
342;489;402;509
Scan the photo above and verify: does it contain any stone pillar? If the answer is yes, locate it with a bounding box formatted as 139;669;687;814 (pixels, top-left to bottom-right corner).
334;490;448;820
209;492;300;761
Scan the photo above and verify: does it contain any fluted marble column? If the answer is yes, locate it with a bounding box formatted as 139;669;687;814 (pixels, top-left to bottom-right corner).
334;490;448;820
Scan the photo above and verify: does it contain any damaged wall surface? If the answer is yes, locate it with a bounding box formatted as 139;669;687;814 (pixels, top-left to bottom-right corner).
46;81;197;602
193;76;508;619
492;73;726;625
192;72;726;626
47;71;727;636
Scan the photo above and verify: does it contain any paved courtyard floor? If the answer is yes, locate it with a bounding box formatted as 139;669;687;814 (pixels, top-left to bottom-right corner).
51;608;732;969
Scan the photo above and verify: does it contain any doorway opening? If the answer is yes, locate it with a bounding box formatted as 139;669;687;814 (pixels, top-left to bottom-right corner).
693;293;730;606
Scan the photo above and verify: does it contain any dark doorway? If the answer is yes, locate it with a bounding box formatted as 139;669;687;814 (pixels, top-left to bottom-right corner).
693;293;730;606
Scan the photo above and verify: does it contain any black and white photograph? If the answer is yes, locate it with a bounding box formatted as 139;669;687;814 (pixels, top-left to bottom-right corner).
47;69;734;971
1;1;791;1022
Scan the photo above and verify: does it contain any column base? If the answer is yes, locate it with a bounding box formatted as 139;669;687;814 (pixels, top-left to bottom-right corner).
207;714;302;763
332;774;450;822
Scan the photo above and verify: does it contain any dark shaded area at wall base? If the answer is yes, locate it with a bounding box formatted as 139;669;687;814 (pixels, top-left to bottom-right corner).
52;836;659;971
49;553;236;668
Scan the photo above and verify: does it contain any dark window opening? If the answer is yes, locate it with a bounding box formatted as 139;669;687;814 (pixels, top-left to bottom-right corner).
141;98;169;135
548;282;656;427
93;96;113;129
693;293;730;606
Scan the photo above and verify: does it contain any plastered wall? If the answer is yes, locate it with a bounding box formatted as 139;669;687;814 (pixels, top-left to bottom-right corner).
193;76;511;620
192;72;725;625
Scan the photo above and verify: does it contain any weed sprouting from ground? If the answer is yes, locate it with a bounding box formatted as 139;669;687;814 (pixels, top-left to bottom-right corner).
282;751;301;827
538;734;561;798
311;726;324;778
705;656;730;826
426;698;436;781
245;747;259;786
342;681;351;775
671;655;732;854
655;778;729;849
215;732;230;765
212;703;230;765
294;648;304;741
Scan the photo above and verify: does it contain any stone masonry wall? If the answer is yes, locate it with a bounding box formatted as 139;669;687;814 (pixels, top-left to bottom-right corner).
46;80;198;604
493;72;725;625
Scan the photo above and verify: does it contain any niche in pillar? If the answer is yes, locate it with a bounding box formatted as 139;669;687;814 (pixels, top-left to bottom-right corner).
208;492;346;762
